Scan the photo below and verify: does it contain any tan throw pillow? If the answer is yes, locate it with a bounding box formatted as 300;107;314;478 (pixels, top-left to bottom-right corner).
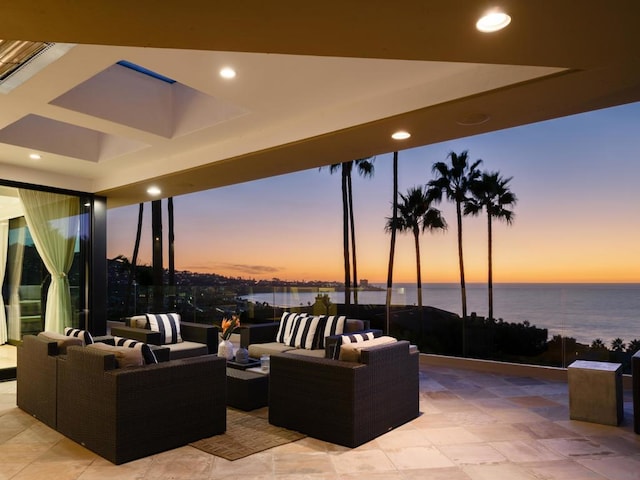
38;331;83;354
86;342;144;368
129;315;148;329
339;336;397;362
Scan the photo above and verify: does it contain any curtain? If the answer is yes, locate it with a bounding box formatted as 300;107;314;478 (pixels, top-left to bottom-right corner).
7;226;24;340
0;220;7;344
18;190;79;333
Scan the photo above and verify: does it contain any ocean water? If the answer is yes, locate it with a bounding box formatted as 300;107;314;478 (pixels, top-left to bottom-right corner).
241;283;640;345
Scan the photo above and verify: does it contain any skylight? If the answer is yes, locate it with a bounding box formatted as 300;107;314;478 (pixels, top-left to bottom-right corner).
116;60;176;84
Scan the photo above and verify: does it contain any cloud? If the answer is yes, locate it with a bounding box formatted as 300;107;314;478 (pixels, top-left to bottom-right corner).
183;262;281;276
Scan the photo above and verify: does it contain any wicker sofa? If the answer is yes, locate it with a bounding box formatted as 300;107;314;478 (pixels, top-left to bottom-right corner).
269;338;419;447
241;315;370;358
17;334;227;464
110;314;219;360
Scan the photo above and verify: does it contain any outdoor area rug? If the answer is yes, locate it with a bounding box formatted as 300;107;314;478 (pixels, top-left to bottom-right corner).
189;407;306;461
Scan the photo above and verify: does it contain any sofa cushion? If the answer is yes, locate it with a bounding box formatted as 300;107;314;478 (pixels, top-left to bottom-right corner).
248;342;296;358
38;331;83;353
165;341;209;360
276;311;305;344
129;315;148;329
315;315;346;349
146;313;182;344
286;315;321;350
64;327;94;346
285;348;326;358
330;329;382;360
344;319;366;333
339;335;397;362
113;336;158;364
86;342;144;367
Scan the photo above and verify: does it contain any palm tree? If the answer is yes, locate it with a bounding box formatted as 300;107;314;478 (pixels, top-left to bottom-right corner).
627;339;640;354
328;157;375;308
124;203;144;316
386;186;446;309
611;338;626;352
465;171;517;321
428;150;482;355
591;338;606;349
385;152;399;334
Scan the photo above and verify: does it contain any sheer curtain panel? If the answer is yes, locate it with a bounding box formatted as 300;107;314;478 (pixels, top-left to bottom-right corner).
17;190;79;333
0;220;7;344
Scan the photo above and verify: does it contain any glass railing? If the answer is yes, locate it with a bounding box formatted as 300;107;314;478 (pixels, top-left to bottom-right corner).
106;283;640;374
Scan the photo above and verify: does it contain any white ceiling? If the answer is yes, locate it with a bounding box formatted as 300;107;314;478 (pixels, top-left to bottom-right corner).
0;1;639;208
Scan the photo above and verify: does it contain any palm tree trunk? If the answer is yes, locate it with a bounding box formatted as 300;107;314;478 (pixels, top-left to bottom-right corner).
456;200;467;356
413;228;423;309
347;172;358;305
151;199;163;312
168;197;175;311
124;202;143;316
341;167;351;312
487;212;493;321
386;152;398;334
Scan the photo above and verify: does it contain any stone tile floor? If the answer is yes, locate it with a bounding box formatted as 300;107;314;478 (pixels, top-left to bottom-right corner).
0;362;638;479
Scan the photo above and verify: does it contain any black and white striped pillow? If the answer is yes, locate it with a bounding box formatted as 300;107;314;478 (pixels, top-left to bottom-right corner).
316;315;346;349
331;329;382;359
286;315;321;350
64;327;94;346
276;312;307;344
146;313;182;344
113;336;158;364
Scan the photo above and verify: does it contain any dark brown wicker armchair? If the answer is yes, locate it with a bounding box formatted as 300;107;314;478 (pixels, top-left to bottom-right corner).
56;346;227;464
17;335;61;429
269;340;419;447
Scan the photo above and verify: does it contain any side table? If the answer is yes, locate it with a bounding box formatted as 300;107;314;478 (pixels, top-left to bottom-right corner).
568;360;623;426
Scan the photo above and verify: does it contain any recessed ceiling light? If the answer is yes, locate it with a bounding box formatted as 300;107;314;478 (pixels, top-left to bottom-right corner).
476;11;511;32
220;67;236;79
147;186;161;196
391;131;411;140
29;153;41;160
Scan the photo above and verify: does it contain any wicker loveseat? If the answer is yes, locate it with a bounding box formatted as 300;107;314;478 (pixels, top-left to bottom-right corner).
18;334;227;464
110;313;219;360
269;338;419;447
241;312;370;358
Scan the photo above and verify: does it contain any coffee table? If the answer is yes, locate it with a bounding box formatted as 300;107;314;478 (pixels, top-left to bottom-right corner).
226;367;269;411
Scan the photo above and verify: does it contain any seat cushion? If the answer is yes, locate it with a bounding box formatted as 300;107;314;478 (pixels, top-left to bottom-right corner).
339;336;397;362
166;341;209;359
38;331;83;353
248;342;296;358
284;348;326;358
86;342;144;367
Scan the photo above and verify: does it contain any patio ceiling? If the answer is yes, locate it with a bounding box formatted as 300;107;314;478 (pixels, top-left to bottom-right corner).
0;1;639;208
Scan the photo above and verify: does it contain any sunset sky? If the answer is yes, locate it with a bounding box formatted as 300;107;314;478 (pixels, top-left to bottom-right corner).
106;101;640;284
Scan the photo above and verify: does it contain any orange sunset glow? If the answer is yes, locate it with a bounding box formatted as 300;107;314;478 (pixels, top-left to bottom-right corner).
107;102;640;286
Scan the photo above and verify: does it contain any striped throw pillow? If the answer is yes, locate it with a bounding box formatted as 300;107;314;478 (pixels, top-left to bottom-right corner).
113;336;158;364
146;313;182;344
276;311;307;344
316;315;346;349
330;329;382;359
286;315;321;350
64;327;94;346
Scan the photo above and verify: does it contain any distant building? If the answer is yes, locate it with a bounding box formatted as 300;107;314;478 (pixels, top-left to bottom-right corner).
360;279;369;288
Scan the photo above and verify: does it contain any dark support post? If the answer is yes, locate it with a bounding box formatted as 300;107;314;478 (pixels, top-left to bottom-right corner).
152;199;163;312
89;196;107;335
